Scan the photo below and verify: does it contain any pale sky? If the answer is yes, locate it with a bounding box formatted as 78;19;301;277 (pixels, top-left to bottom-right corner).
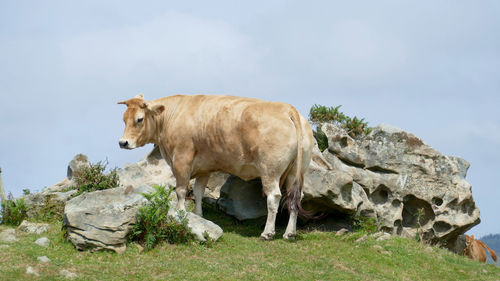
1;1;499;237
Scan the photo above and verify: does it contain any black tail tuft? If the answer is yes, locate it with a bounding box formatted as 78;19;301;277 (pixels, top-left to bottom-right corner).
285;178;325;220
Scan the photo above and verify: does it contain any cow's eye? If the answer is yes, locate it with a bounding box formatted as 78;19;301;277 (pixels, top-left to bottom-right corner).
137;118;144;123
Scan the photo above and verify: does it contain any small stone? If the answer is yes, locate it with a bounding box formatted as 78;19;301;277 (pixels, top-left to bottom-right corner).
0;229;18;242
37;256;51;263
0;244;10;249
26;266;39;276
60;269;77;279
372;232;384;239
382;250;392;256
135;243;144;253
425;246;433;253
355;234;367;243
376;233;391;242
35;237;50;247
335;228;349;236
482;269;488;273
18;220;49;235
372;245;383;250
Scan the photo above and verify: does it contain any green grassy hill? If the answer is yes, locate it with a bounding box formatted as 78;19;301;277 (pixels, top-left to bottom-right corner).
1;207;500;280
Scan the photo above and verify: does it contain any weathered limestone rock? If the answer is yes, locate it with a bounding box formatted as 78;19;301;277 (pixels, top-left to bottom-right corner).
17;220;49;235
64;184;153;253
64;184;223;253
118;145;176;190
317;123;480;244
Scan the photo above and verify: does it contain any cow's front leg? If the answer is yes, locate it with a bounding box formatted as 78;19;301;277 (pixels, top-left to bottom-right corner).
172;151;194;212
260;177;281;240
193;175;209;216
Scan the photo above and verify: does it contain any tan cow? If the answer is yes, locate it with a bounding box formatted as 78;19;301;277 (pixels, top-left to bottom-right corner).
464;234;498;263
118;94;314;240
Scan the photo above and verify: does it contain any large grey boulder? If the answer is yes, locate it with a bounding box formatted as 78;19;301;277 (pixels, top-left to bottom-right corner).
315;123;480;244
64;184;153;253
64;184;223;253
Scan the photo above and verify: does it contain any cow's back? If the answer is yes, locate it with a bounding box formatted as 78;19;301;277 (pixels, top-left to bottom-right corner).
155;95;312;180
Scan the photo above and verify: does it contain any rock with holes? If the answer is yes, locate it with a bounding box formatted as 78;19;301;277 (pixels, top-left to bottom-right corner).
316;123;480;246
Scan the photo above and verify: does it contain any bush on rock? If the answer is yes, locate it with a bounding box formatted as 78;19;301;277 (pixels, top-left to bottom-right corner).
130;185;195;251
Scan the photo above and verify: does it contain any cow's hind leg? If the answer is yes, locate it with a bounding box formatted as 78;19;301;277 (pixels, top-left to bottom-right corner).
260;177;281;241
193;175;209;217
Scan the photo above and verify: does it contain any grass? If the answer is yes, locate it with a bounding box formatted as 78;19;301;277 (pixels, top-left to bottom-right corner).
1;204;499;280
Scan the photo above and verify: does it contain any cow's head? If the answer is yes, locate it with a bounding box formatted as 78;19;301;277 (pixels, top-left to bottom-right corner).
117;94;165;149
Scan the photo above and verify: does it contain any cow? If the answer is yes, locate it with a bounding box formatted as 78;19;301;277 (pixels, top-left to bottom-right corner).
464;234;498;263
118;94;314;240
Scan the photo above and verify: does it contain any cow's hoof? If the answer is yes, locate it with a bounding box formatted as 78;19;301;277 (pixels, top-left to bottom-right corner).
283;233;296;240
259;232;275;241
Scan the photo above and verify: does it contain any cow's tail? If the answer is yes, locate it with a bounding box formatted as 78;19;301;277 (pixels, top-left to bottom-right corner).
478;240;498;262
285;107;315;220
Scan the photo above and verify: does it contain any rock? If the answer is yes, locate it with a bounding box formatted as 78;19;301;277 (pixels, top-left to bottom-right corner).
67;154;90;180
425;246;433;253
26;266;39;276
64;184;153;253
24;154;86;219
37;256;51;263
24;190;76;219
376;233;392;242
335;228;349;236
35;237;50;247
217;176;267;221
64;183;223;252
60;269;77;279
17;220;49;234
0;244;10;249
372;245;383;250
355;234;367;243
118;146;176;190
181;212;223;241
316;123;480;244
0;228;17;243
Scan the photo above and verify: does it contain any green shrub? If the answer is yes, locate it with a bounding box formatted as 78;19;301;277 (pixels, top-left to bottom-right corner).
22;189;31;196
73;160;119;196
313;126;329;152
130;185;195;251
352;214;379;234
309;104;372;138
1;193;28;226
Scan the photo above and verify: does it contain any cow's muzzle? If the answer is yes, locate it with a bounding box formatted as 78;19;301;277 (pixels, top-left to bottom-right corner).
119;140;129;149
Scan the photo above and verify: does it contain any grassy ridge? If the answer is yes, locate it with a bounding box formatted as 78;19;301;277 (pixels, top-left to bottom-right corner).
1;206;499;280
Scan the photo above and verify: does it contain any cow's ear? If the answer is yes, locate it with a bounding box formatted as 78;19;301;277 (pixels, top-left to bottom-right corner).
117;100;128;105
151;104;165;115
144;102;165;115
